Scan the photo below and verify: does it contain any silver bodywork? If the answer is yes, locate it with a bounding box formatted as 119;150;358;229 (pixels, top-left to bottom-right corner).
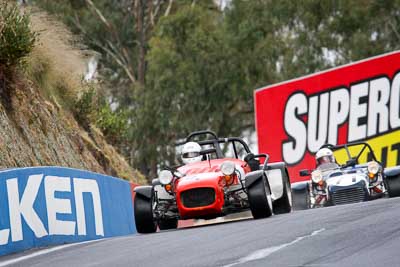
310;165;384;207
266;169;284;201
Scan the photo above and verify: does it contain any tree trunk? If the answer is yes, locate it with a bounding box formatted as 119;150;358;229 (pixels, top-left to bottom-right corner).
136;0;146;86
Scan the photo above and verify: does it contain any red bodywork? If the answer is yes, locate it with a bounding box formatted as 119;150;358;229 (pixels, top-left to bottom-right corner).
175;158;251;219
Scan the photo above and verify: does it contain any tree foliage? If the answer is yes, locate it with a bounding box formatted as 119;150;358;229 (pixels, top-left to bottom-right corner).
134;4;246;175
31;0;400;180
32;0;138;103
0;2;37;68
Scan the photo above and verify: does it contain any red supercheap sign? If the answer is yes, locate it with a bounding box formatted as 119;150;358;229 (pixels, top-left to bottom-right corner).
255;51;400;182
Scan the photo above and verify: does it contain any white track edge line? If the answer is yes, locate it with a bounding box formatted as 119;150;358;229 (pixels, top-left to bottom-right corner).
0;239;103;267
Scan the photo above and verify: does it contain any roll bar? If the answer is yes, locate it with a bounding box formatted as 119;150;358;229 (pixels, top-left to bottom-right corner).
320;141;378;163
176;130;252;159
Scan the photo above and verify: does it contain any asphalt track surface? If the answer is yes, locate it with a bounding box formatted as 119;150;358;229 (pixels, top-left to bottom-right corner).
3;197;400;267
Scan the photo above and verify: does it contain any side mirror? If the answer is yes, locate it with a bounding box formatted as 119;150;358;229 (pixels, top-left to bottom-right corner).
299;169;311;176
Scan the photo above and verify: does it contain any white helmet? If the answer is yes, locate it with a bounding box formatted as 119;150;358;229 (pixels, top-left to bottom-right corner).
316;148;335;167
181;142;202;164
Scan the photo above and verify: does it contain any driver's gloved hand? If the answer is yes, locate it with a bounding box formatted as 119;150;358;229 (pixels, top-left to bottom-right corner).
245;153;260;171
244;153;255;162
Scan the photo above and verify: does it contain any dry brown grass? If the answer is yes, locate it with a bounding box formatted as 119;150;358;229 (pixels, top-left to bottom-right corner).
25;8;93;106
14;7;147;184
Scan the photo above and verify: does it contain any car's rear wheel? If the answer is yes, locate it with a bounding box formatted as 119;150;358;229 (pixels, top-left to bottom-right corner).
248;176;273;219
158;218;178;230
273;175;292;214
386;175;400;198
134;194;157;233
292;186;310;210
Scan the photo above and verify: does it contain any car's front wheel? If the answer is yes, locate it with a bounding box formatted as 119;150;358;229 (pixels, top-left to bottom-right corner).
158;218;178;230
248;176;273;219
292;186;310;210
134;194;157;233
273;175;292;214
386;174;400;198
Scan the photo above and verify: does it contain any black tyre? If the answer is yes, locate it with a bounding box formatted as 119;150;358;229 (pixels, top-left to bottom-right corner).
292;187;310;210
158;218;178;230
386;175;400;198
248;176;273;219
134;194;157;233
273;175;292;214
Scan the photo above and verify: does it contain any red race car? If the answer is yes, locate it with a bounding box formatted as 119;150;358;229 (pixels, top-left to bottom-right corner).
134;130;292;233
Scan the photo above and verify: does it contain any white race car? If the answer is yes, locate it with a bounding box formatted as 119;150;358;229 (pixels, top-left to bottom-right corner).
292;142;400;209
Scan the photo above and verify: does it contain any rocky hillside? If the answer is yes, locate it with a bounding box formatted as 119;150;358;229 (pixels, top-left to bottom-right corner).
0;7;146;184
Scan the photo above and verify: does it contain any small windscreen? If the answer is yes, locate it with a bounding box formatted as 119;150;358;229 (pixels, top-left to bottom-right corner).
318;162;339;171
182;152;200;158
222;141;247;160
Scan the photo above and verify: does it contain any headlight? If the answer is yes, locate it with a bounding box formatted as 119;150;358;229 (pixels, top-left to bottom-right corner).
159;170;173;185
311;170;323;184
221;161;235;176
367;161;380;175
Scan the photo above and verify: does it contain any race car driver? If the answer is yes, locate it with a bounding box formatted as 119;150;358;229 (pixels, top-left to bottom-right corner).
315;148;339;171
181;141;202;164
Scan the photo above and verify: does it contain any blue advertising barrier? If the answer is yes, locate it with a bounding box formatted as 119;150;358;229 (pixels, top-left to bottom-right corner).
0;167;136;256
